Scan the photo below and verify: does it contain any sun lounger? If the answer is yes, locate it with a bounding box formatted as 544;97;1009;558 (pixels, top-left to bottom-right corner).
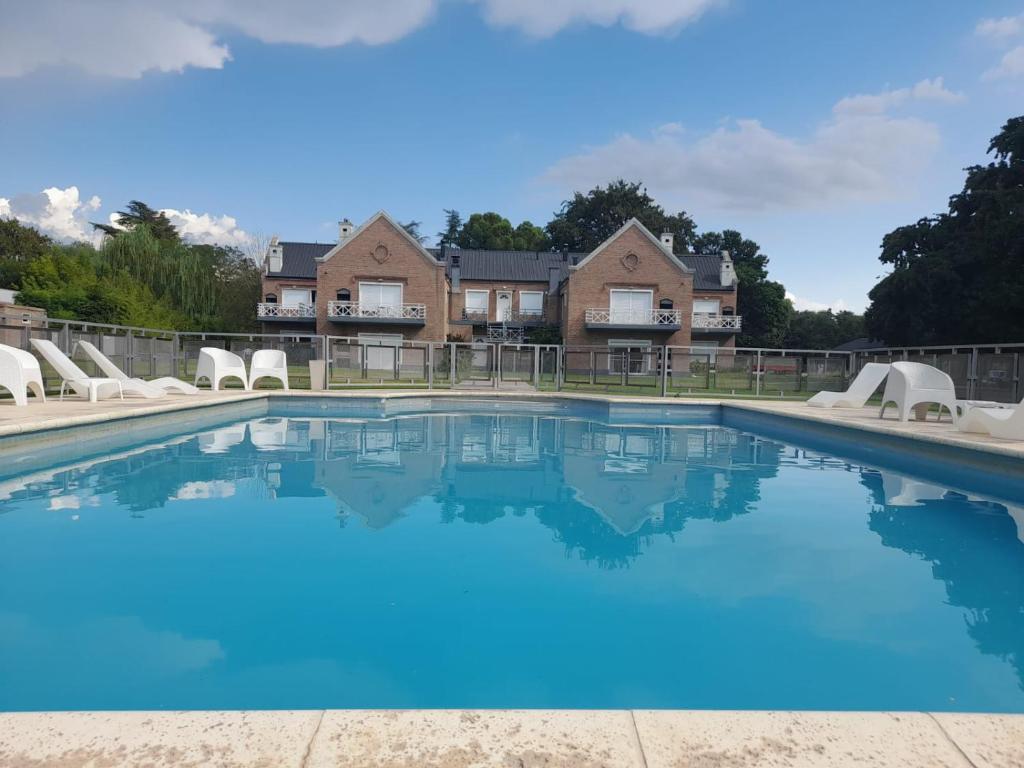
29;338;141;401
76;340;198;395
806;362;889;408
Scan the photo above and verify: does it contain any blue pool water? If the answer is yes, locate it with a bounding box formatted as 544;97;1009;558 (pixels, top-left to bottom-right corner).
0;400;1023;712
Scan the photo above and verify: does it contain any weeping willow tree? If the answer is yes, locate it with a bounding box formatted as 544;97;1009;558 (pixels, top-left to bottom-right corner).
101;225;217;320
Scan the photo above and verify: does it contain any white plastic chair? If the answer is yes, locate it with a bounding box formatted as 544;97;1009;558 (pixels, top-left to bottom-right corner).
0;343;46;406
958;396;1024;440
29;338;131;402
194;347;250;391
807;362;889;408
879;361;958;424
249;349;289;390
76;340;199;395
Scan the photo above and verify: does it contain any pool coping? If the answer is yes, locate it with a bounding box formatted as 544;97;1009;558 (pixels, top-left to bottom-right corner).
0;709;1021;767
1;388;1022;461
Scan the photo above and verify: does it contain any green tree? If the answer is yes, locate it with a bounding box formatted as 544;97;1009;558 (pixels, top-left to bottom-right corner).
438;209;462;245
0;218;53;289
401;220;428;244
693;230;792;347
865;115;1024;344
93;200;179;242
545;180;696;253
456;212;517;249
513;220;549;251
784;310;866;349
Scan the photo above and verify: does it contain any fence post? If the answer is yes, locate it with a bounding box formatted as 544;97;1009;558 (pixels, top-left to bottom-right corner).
556;345;563;391
427;343;434;389
493;343;500;389
61;323;71;355
449;342;456;386
660;346;669;397
532;345;540;388
125;329;134;378
589;350;596;386
968;347;979;400
755;349;762;397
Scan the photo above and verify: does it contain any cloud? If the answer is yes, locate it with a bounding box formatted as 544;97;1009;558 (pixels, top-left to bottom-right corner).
474;0;719;38
982;45;1024;80
160;208;252;246
832;77;964;116
785;292;850;313
0;0;716;79
975;13;1024;41
0;186;102;243
541;79;959;213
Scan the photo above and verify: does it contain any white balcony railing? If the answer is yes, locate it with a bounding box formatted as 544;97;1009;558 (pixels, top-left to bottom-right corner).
692;313;742;330
585;307;682;326
257;302;316;319
328;301;427;320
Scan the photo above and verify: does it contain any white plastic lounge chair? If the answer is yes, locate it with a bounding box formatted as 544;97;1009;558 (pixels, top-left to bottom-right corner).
75;340;199;396
249;349;289;390
879;361;958;424
958;396;1024;440
29;338;136;402
806;362;889;408
0;343;46;406
194;347;250;391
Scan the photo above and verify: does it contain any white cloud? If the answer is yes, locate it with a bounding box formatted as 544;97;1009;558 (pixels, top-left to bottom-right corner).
832;77;964;116
982;44;1024;80
975;13;1024;41
0;0;716;79
0;186;102;243
474;0;719;37
786;292;850;313
541;79;960;213
161;208;252;247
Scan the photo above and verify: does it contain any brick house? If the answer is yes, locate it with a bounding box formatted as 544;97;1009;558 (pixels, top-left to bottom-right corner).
258;211;740;355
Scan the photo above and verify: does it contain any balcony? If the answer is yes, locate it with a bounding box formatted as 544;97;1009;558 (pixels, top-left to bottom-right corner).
257;302;316;322
327;301;427;325
692;313;742;332
585;307;681;331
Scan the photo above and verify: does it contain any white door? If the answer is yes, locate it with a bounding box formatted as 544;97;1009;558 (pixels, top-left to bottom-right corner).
359;283;403;316
609;289;653;324
496;291;512;322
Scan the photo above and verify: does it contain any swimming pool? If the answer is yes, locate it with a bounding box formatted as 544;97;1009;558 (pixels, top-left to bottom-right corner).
1;397;1022;712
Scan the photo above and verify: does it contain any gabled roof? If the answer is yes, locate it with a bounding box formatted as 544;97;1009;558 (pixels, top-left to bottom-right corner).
265;242;331;280
569;218;695;275
432;249;582;282
680;254;734;291
316;210;440;267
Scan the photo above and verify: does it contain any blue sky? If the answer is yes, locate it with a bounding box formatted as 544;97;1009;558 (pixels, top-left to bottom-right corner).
1;1;1023;311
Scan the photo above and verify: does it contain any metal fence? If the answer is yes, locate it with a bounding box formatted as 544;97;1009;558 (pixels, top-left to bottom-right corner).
1;317;1021;402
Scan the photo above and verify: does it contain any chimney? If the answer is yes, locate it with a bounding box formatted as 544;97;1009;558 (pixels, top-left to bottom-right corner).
660;231;674;252
338;218;354;243
561;248;569;262
720;250;736;287
450;263;461;292
267;236;283;273
548;266;560;295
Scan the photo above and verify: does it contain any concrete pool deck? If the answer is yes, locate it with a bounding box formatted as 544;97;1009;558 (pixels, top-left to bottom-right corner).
1;390;1023;767
1;709;1022;767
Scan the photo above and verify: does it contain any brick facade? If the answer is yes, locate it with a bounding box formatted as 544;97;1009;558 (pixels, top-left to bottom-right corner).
314;215;448;341
561;223;694;347
448;279;559;341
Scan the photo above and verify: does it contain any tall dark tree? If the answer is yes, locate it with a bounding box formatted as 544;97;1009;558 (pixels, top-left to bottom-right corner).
438;209;462;245
693;230;792;347
545;180;696;254
865;116;1024;345
784;310;866;349
0;218;53;289
401;220;428;244
455;212;551;251
92;200;179;242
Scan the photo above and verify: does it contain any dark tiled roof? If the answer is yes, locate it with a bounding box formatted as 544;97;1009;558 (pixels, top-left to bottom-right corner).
679;254;732;291
432;249;583;283
266;241;333;279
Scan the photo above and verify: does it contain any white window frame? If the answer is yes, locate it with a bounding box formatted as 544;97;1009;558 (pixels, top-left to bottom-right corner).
358;281;403;310
282;288;313;307
693;299;721;315
518;290;544;316
464;289;489;315
609;288;653;324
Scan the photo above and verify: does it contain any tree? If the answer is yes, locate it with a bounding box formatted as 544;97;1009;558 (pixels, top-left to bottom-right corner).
784;310;866;349
0;218;53;289
545;180;696;253
401;220;428;244
865;115;1024;344
513;220;549;251
693;229;792;347
92;200;179;242
438;209;462;246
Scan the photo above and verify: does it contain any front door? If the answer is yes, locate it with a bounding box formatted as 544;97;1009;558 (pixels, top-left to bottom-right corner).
495;291;512;322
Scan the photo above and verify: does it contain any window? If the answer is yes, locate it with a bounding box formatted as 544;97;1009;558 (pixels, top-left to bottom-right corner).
264;293;277;303
607;339;651;374
282;288;312;307
359;282;403;309
693;299;721;315
609;289;653;323
519;291;544;316
691;341;719;363
464;290;489;318
337;289;351;302
659;298;674;309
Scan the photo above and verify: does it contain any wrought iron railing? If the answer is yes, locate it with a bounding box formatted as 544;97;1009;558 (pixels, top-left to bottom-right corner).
256;302;316;319
585;308;682;325
328;301;427;320
692;313;742;330
461;308;488;322
500;309;545;324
